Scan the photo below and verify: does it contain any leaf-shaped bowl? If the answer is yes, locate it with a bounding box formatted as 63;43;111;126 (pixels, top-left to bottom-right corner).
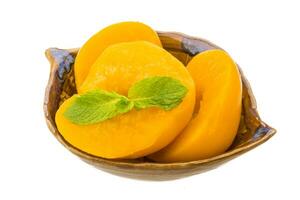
44;32;276;180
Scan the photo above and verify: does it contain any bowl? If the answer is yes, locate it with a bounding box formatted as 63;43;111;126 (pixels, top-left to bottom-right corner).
44;32;276;180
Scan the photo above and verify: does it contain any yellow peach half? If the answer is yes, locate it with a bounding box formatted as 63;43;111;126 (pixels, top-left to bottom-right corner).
74;21;162;87
56;41;195;159
150;49;242;162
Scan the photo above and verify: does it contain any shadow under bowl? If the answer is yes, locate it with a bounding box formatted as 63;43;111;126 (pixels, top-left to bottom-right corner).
44;32;276;180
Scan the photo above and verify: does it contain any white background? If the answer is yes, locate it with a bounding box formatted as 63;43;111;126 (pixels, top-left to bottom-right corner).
0;0;299;199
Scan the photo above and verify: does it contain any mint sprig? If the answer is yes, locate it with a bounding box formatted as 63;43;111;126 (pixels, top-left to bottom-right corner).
64;76;188;125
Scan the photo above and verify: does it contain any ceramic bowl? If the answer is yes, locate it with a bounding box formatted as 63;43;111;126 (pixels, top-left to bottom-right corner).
44;32;276;180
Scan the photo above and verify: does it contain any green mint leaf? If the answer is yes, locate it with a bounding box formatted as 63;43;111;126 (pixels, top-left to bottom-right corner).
128;76;188;110
64;89;134;125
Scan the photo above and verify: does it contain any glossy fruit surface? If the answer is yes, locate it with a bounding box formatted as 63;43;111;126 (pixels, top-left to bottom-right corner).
56;41;195;159
150;49;242;162
74;22;162;87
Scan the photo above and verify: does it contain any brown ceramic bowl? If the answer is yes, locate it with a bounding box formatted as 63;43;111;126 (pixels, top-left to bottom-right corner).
44;32;276;180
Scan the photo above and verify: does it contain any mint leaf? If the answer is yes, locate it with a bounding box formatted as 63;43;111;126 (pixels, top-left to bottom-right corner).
128;76;188;110
64;90;134;125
